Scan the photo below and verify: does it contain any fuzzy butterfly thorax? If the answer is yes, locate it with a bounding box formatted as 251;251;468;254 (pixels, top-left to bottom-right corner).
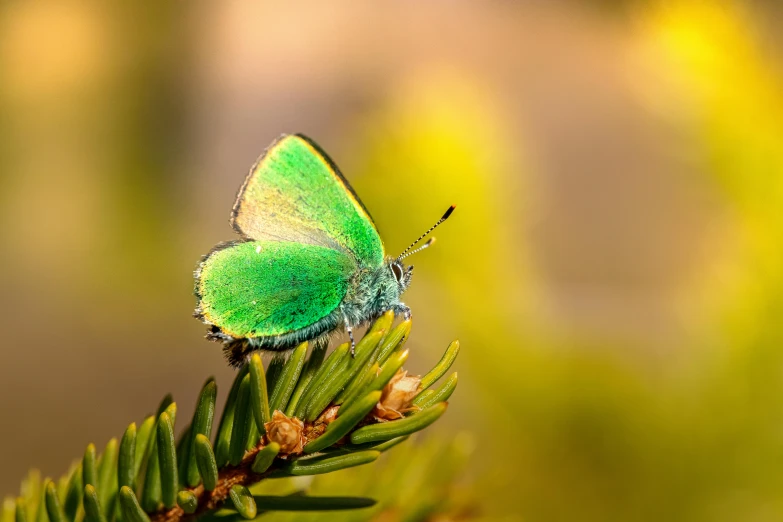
340;258;413;328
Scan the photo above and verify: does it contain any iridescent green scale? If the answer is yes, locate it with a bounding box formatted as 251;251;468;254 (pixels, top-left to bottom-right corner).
198;241;354;337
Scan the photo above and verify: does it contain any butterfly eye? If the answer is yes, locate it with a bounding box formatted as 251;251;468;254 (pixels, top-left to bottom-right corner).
391;263;404;282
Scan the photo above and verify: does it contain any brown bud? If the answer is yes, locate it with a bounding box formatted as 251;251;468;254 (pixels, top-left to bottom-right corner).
373;369;422;421
264;410;305;454
305;405;340;441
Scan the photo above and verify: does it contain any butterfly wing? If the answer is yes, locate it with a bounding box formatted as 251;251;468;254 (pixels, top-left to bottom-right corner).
231;134;384;267
195;240;354;340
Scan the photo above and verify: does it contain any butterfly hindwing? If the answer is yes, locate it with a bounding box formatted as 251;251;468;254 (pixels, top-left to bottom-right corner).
231;134;385;267
196;240;355;340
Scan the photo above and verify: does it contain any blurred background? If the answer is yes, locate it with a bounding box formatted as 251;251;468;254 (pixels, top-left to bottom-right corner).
2;0;783;520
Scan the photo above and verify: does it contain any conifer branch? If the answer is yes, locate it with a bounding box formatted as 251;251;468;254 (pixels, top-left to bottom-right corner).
4;312;462;521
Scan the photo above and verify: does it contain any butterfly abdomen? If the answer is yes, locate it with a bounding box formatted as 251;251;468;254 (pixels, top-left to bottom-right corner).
219;312;342;367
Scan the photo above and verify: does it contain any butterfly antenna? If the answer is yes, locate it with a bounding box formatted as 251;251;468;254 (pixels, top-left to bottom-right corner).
399;237;436;260
397;205;456;261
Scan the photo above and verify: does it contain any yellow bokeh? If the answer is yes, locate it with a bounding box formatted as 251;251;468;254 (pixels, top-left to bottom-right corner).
2;1;783;520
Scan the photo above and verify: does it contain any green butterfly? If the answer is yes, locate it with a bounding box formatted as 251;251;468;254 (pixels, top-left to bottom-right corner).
194;134;454;366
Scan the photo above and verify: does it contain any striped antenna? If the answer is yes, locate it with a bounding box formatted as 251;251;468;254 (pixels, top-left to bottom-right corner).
399;237;436;260
397;205;456;261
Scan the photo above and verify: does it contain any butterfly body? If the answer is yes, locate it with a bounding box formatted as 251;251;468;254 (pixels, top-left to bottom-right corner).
194;134;413;365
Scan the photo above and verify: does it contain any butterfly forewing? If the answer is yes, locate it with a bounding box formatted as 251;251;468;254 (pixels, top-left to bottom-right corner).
231;134;384;267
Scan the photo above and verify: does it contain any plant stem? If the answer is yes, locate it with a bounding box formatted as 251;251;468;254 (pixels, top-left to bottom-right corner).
149;442;272;522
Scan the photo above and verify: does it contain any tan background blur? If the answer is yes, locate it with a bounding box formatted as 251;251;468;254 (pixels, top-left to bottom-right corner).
2;1;783;520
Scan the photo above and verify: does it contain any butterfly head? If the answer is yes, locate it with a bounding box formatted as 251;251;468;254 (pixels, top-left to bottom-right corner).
389;259;414;291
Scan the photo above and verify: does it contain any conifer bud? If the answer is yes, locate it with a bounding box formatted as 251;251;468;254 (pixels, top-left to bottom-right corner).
264;410;305;454
373;369;421;421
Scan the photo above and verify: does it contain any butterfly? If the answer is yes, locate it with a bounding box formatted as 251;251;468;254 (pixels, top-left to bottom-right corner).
194;134;454;366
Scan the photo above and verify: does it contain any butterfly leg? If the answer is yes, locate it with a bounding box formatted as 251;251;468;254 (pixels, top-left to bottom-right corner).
394;303;412;321
343;314;356;356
